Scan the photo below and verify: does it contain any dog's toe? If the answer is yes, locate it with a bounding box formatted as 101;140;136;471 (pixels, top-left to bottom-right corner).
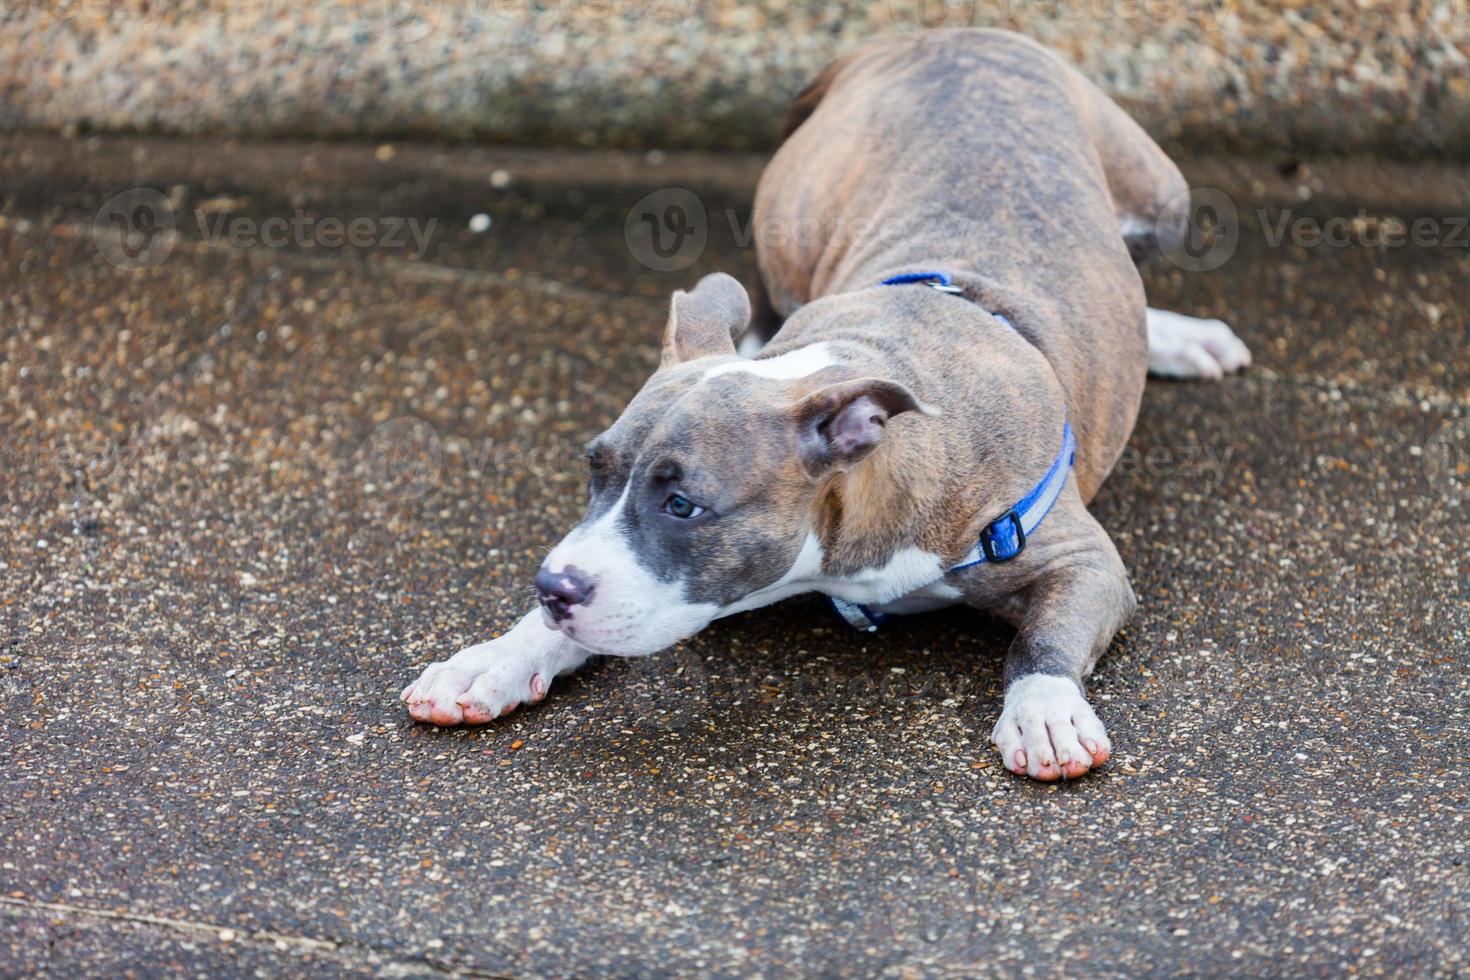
402;661;481;727
1199;320;1252;371
457;670;539;721
992;675;1111;782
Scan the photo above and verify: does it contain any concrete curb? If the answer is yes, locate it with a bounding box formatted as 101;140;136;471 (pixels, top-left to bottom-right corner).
4;2;1470;156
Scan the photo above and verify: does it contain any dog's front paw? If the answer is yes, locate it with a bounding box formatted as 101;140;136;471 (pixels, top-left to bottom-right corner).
401;643;551;726
991;674;1111;781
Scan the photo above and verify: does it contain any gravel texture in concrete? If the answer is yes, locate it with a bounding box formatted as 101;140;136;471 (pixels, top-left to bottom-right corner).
6;6;1470;156
1;135;1467;976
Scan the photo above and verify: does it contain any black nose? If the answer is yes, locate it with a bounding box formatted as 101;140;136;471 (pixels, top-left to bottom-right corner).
534;567;593;622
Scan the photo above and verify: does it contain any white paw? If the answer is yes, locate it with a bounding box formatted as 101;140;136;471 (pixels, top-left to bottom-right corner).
401;641;552;726
991;675;1111;781
1146;308;1252;380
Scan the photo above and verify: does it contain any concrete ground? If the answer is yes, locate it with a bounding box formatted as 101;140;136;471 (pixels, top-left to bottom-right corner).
1;134;1466;977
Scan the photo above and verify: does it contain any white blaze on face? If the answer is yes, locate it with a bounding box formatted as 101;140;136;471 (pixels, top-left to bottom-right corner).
541;484;719;657
703;342;835;381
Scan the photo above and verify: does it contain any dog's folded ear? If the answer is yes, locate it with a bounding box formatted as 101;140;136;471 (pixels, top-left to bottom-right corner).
793;376;939;476
661;273;751;366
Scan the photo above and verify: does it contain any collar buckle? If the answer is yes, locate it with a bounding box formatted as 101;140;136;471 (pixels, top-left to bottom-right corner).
979;508;1026;563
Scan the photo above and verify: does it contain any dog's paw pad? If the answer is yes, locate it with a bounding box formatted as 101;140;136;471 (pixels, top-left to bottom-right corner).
1146;310;1251;380
991;675;1110;782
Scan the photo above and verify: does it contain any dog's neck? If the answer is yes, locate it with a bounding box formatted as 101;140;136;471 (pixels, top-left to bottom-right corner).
775;290;1064;577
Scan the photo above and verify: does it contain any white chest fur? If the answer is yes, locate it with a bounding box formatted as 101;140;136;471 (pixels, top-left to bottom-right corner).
717;533;961;619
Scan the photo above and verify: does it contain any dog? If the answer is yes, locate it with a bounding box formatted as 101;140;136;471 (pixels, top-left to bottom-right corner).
401;29;1250;781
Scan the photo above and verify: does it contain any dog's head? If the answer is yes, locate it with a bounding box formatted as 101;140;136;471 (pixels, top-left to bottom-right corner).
535;273;934;656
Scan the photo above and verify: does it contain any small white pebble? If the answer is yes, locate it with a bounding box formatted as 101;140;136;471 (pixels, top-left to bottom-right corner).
468;213;492;233
489;169;510;188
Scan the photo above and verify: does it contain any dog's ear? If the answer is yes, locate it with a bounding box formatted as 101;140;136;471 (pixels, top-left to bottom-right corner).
793;376;938;475
661;273;750;366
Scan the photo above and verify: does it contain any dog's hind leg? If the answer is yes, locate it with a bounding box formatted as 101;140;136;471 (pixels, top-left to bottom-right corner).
744;55;845;357
1068;71;1192;263
1069;77;1253;379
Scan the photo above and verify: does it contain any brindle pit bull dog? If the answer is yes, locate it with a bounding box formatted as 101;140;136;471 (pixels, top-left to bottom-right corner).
401;30;1251;781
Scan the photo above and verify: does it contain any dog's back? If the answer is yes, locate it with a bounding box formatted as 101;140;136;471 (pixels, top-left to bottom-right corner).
755;30;1188;494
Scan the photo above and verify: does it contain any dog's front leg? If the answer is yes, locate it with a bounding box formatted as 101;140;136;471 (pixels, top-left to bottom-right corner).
987;511;1137;781
401;612;591;726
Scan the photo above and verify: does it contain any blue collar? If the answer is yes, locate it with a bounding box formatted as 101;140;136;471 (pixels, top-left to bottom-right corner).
828;272;1075;632
878;271;1014;330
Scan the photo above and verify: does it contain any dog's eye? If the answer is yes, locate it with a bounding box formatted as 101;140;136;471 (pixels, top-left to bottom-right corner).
661;493;705;520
